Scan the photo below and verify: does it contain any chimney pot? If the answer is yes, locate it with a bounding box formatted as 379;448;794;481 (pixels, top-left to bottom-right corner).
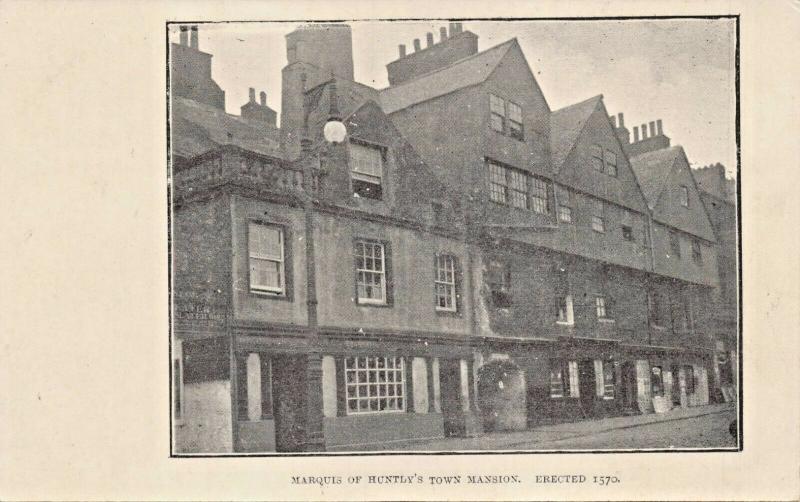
633;126;640;142
248;88;256;103
641;124;648;139
618;112;625;128
190;25;198;49
260;91;266;106
413;38;421;51
426;32;434;47
399;44;406;57
179;26;189;46
649;121;656;137
440;27;448;41
656;119;663;136
610;116;617;128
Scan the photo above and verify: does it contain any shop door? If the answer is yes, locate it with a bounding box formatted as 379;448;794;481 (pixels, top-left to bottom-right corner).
578;360;596;415
439;358;465;437
620;361;637;410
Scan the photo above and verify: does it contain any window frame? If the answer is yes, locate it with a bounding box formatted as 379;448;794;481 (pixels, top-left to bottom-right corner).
591;144;604;172
530;176;549;214
595;295;609;320
489;93;506;133
487;160;509;205
247;221;290;298
349;141;385;200
605;149;618;177
354;239;391;306
556;185;573;223
648;290;668;329
434;253;458;313
487;259;512;308
488;93;524;141
555;294;574;325
506;100;524;141
591;198;605;233
344;356;407;415
680;185;690;207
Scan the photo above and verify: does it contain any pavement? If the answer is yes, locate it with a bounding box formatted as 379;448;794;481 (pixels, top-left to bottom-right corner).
351;402;737;452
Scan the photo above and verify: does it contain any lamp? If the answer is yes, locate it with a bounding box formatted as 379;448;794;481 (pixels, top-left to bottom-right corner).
322;78;346;144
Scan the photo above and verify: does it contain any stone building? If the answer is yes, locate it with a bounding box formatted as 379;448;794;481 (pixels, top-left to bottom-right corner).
170;22;735;453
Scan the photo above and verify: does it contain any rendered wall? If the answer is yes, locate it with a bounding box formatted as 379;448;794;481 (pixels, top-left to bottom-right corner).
175;380;233;453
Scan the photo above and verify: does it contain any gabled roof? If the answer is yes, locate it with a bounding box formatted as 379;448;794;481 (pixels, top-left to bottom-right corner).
629;146;683;209
171;96;282;159
550;95;603;171
378;39;516;114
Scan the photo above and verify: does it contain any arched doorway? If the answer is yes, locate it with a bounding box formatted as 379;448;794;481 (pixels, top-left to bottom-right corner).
477;359;527;432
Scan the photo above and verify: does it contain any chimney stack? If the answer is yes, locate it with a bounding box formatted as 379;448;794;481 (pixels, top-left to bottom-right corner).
649;121;656;137
259;91;266;106
248;87;256;103
656;119;663;136
641;124;648;140
426;32;434;47
179;26;189;46
448;22;457;36
618;113;625;128
399;44;406;57
633;126;640;142
190;25;198;49
440;26;448;41
413;38;421;52
454;22;463;33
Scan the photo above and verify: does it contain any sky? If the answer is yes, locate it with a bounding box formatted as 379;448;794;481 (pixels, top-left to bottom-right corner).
170;19;736;177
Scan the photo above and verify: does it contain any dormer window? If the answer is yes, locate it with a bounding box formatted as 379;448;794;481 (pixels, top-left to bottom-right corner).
489;93;524;141
680;185;690;207
350;142;383;200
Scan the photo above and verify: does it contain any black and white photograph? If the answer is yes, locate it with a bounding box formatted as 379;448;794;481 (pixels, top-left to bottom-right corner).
169;18;740;455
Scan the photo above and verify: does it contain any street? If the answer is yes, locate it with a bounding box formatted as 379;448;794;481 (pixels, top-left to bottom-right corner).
344;404;738;452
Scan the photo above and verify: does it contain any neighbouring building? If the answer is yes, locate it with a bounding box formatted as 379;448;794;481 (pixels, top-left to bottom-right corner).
170;22;736;453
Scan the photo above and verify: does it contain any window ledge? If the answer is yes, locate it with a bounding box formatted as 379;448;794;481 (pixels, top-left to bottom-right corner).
435;308;461;318
597;318;616;324
555;321;574;326
249;289;292;302
355;300;392;309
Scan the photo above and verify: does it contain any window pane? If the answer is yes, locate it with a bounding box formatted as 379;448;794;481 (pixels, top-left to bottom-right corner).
605;150;617;176
350;143;383;178
507;101;522;122
591;144;603;159
344;355;406;414
251;258;281;289
355;241;386;302
531;178;548;214
559;206;572;223
508;170;527;209
488;162;508;204
249;223;282;259
490;94;505;114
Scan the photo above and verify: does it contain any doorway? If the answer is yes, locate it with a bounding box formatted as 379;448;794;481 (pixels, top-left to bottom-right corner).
438;358;465;437
620;361;638;411
271;355;306;452
578;360;596;416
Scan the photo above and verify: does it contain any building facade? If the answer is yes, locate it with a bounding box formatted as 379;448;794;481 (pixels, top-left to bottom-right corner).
170;22;735;453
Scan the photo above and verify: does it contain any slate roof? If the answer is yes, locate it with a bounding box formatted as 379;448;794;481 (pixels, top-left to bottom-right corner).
629;146;683;210
549;95;603;172
171;96;282;159
378;39;516;114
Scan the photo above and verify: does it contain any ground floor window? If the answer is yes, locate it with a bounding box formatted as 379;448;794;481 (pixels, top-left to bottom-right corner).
651;365;665;397
603;360;615;399
684;365;695;395
345;356;406;414
550;359;578;398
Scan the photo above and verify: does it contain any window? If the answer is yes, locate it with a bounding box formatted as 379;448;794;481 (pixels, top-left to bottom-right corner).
489;94;506;133
531;177;549;214
345;356;405;414
488;161;508;204
549;359;571;398
555;295;574;324
622;226;633;241
680;185;689;207
649;290;669;327
596;295;612;320
489;94;524;141
591;145;604;172
669;230;681;258
651;366;665;397
350;142;383;200
675;292;693;331
431;202;444;227
355;240;387;304
602;361;615;399
172;340;183;421
605;150;617;176
691;240;702;264
434;254;457;312
556;185;572;223
507;101;524;140
236;352;273;421
591;198;605;232
249;222;286;295
487;259;512;307
508;169;528;209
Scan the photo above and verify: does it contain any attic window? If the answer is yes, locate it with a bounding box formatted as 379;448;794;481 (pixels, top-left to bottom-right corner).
605;150;617;177
680;185;690;207
350;142;383;200
489;93;524;141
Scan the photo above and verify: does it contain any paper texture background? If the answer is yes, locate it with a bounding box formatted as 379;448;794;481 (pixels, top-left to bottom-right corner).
0;0;798;500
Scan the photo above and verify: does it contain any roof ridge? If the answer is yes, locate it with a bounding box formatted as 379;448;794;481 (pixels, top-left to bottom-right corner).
551;94;603;114
379;38;516;92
